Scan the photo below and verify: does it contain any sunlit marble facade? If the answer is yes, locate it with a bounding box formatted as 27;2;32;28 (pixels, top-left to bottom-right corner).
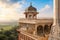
17;3;53;40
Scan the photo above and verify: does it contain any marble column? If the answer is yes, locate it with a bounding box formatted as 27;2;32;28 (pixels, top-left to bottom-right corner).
58;0;60;26
18;32;21;40
48;0;60;40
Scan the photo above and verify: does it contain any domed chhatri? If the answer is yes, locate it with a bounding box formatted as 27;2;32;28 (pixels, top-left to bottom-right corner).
25;3;37;12
24;3;38;19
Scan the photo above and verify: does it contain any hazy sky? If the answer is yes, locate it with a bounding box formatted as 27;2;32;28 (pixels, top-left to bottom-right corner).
0;0;53;22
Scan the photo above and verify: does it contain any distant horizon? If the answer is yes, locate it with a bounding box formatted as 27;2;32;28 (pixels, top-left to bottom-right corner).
0;0;53;22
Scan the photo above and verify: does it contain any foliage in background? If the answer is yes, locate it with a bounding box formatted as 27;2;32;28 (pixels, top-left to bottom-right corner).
0;25;19;40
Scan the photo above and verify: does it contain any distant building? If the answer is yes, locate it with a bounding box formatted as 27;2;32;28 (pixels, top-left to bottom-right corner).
17;3;53;40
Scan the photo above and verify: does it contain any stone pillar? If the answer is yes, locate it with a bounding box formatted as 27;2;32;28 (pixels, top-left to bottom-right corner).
53;0;58;25
34;24;37;35
58;0;60;26
18;32;21;40
48;0;60;40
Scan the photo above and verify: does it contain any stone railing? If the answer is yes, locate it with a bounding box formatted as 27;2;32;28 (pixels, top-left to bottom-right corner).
20;30;38;40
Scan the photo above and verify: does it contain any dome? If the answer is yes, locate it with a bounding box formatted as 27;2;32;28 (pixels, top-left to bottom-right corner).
25;4;37;12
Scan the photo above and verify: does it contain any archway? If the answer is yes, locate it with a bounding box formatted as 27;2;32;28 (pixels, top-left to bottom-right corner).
37;25;43;36
44;25;51;34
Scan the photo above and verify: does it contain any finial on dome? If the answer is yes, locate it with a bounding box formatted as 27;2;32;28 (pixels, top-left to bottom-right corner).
30;2;32;6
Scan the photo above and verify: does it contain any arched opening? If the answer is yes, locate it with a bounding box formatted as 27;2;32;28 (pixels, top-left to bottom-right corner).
29;15;32;19
44;25;50;34
37;25;43;36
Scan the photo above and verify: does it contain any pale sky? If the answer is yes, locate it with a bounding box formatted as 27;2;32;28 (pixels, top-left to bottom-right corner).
0;0;53;22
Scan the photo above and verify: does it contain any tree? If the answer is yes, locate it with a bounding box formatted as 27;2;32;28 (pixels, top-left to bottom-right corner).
0;34;8;40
